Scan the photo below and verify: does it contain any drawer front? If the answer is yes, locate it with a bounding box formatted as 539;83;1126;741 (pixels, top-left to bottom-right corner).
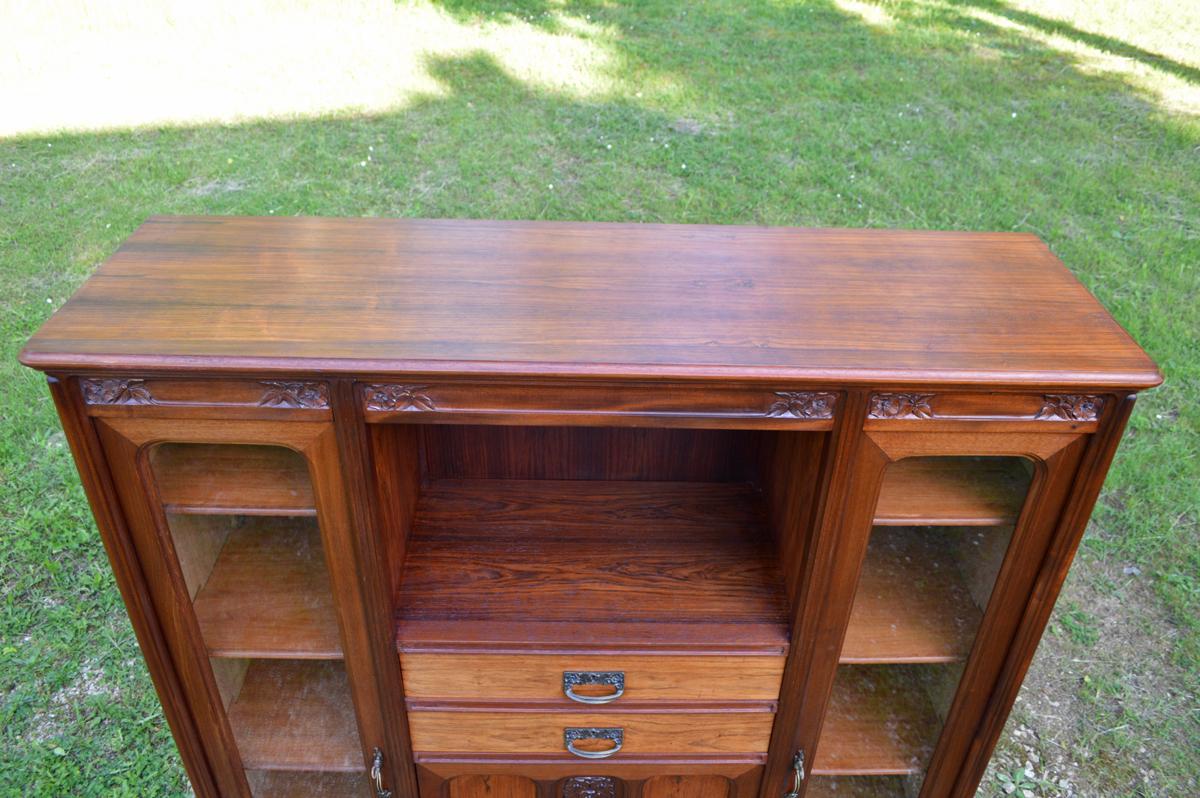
416;757;765;798
401;654;785;702
408;710;775;755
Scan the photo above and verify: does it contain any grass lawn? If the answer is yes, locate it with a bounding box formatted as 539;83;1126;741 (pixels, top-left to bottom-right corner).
1;1;1197;795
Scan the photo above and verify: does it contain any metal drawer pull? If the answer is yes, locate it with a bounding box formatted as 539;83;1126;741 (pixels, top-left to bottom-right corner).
564;727;623;759
563;671;625;704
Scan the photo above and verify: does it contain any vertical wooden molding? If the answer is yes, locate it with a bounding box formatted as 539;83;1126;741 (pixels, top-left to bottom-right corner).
46;377;224;798
329;379;420;798
759;389;874;798
946;395;1138;798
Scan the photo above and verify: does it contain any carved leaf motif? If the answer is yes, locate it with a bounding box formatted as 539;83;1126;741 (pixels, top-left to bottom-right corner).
563;777;616;798
364;384;436;412
869;392;936;419
766;391;837;419
1035;394;1103;421
80;378;154;405
257;381;329;409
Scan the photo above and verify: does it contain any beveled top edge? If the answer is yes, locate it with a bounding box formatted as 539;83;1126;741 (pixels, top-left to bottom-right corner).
20;215;1162;390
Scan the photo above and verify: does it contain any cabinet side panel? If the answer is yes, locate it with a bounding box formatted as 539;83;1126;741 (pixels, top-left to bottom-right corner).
46;376;223;798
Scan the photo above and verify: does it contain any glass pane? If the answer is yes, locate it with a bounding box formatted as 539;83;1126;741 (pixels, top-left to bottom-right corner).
815;456;1033;795
148;443;362;795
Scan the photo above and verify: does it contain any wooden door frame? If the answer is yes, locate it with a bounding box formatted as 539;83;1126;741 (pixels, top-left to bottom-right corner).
63;386;407;797
771;392;1135;798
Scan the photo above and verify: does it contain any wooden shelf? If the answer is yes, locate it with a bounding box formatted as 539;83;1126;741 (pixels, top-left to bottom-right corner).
153;444;315;516
247;770;367;797
813;666;938;776
841;528;982;664
194;518;341;659
874;457;1028;526
397;479;790;654
227;660;361;771
805;776;906;797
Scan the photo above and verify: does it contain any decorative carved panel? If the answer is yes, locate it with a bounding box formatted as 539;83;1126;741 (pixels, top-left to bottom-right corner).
257;381;330;409
563;776;617;798
1034;394;1104;422
869;392;936;419
364;384;436;412
81;378;155;406
766;391;837;419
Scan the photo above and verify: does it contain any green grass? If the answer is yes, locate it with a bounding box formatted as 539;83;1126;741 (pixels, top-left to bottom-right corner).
1;1;1197;795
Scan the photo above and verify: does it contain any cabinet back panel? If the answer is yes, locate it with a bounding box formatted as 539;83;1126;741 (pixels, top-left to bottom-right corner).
421;426;765;483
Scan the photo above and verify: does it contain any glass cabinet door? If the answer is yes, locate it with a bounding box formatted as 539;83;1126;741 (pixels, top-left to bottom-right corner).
809;456;1035;797
146;443;369;798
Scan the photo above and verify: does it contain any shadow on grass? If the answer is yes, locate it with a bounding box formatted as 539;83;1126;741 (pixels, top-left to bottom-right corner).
961;0;1200;85
2;2;1198;796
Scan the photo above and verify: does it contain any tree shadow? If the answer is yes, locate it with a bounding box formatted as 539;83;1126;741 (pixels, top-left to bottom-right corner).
3;3;1198;792
959;0;1200;85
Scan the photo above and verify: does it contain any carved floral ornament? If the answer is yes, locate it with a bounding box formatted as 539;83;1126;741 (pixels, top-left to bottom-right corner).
257;381;329;409
1035;394;1104;422
767;391;837;419
80;378;154;406
562;777;617;798
363;384;436;412
869;392;936;419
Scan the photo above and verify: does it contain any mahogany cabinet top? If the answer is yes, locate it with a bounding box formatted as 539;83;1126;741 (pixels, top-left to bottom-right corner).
20;216;1160;388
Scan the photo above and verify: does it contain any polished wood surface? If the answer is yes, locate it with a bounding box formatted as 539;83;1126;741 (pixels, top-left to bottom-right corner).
812;666;937;776
840;527;983;664
245;770;369;798
399;654;785;702
416;757;765;798
192;518;341;659
152;444;315;516
873;457;1028;526
226;659;360;771
407;708;775;754
20;216;1160;388
24;217;1159;798
396;479;789;654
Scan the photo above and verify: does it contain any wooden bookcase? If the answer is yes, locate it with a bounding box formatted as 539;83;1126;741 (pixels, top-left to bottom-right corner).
20;217;1159;798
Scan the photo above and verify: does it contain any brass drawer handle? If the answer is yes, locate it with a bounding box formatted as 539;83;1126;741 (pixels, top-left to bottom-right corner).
564;727;623;759
563;671;625;704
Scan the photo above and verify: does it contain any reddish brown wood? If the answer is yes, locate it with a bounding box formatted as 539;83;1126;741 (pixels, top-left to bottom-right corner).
151;443;316;516
873;457;1028;527
840;527;982;664
46;377;224;798
938;395;1139;798
20;217;1161;389
330;379;422;798
227;659;360;771
420;426;764;483
415;756;764;798
397;479;789;654
363;381;835;430
811;666;938;776
192;517;341;659
22;217;1160;798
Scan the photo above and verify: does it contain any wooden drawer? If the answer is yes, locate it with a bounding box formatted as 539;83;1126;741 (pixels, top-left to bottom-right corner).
400;654;785;702
407;708;776;755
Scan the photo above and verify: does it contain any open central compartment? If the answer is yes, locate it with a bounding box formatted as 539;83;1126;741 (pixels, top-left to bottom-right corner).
372;424;825;655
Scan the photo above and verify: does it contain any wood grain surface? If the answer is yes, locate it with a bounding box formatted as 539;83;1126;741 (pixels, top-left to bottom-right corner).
396;479;789;653
840;527;983;664
873;457;1028;526
19;216;1160;388
226;659;361;771
399;653;785;702
812;666;938;776
407;709;775;754
151;443;315;516
191;518;341;659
